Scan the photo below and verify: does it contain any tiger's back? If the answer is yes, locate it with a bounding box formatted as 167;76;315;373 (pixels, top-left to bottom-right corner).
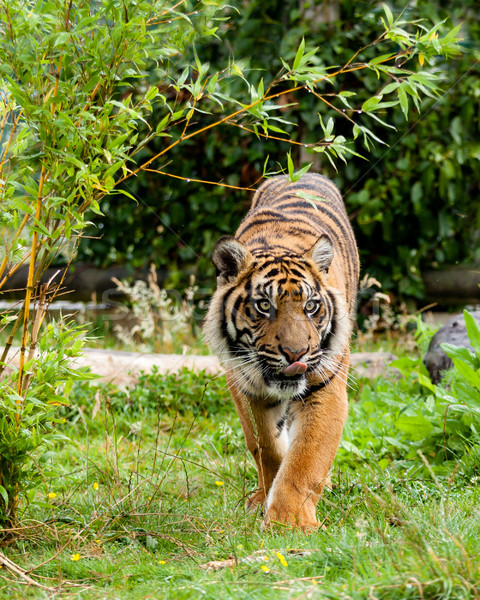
236;173;359;315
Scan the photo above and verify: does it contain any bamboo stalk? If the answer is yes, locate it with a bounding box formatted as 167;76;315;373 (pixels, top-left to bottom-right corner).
22;283;49;392
15;52;62;399
16;165;46;400
0;306;24;377
0;215;31;287
0;108;23;173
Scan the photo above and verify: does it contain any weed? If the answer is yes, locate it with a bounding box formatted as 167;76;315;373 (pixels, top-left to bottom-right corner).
111;267;200;354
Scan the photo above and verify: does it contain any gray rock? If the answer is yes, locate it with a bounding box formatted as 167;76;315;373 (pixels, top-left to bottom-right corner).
423;310;480;383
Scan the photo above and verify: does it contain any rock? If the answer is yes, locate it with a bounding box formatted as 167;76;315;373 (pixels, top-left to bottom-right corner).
350;352;397;380
423;310;480;383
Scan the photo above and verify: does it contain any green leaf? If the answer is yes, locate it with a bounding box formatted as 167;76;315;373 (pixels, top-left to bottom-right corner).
452;361;480;392
396;413;433;440
287;152;295;180
116;189;138;203
0;485;9;508
464;310;480;353
145;85;159;102
383;4;394;26
207;73;218;94
418;372;436;394
361;95;382;112
293;38;305;71
257;78;264;99
442;344;475;365
367;111;397;130
296;190;326;209
293;163;312;181
397;86;409;118
382;81;400;95
370;53;395;66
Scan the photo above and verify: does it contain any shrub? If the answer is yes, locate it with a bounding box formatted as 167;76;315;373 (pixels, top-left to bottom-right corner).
342;311;480;476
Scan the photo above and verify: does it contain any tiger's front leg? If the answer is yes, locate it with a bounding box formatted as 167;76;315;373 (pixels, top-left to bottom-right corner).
264;377;348;532
228;374;289;510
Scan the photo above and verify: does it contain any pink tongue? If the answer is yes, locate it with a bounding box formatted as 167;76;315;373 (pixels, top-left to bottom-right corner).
283;361;308;376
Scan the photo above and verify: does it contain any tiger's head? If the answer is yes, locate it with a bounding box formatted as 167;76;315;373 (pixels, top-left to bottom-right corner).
204;236;351;399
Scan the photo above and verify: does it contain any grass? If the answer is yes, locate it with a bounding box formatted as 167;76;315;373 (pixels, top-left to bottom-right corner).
1;342;480;599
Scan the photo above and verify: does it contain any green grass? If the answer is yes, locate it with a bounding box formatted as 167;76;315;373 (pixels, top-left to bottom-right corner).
1;364;480;599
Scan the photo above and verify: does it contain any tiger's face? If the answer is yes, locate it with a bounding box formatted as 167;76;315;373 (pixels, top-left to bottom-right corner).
204;236;350;399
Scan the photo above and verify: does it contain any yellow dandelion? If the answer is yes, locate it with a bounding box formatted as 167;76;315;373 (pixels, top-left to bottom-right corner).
93;482;99;491
260;565;270;573
262;555;269;561
94;539;102;546
71;554;81;562
276;552;288;567
215;481;224;486
159;560;166;565
48;492;56;499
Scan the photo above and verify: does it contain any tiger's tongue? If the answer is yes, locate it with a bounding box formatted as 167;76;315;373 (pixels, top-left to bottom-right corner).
283;361;308;376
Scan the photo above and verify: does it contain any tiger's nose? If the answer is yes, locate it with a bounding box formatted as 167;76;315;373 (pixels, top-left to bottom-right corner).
281;345;308;363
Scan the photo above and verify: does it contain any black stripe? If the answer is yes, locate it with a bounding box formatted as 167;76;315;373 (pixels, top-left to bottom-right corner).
237;214;289;238
293;371;338;402
266;399;282;409
276;413;287;434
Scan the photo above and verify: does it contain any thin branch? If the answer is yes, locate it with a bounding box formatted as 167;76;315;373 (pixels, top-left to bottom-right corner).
115;45;415;187
0;551;56;592
142;169;255;191
16;164;46;399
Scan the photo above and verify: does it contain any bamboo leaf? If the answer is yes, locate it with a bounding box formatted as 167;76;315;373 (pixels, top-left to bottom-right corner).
383;4;394;26
397;86;409;118
293;38;305;71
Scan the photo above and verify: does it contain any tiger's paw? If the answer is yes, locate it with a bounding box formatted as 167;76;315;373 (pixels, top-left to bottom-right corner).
245;490;267;513
262;503;319;534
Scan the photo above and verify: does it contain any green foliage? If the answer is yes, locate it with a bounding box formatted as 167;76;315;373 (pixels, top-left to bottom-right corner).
0;321;93;525
75;1;471;300
71;367;231;419
0;0;228;525
0;0;213;264
342;311;480;474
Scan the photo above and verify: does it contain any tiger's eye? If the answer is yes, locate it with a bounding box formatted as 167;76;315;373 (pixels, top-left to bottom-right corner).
257;300;271;312
305;299;318;313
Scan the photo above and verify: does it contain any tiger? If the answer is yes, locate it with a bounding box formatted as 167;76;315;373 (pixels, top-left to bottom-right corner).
203;172;359;532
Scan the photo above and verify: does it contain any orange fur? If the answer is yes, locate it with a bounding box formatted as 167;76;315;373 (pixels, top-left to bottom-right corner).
204;173;359;532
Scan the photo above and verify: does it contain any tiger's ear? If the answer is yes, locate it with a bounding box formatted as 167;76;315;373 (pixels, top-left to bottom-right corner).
212;236;252;282
305;235;334;272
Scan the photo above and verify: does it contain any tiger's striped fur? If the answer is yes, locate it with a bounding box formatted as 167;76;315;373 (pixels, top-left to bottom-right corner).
203;173;359;531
